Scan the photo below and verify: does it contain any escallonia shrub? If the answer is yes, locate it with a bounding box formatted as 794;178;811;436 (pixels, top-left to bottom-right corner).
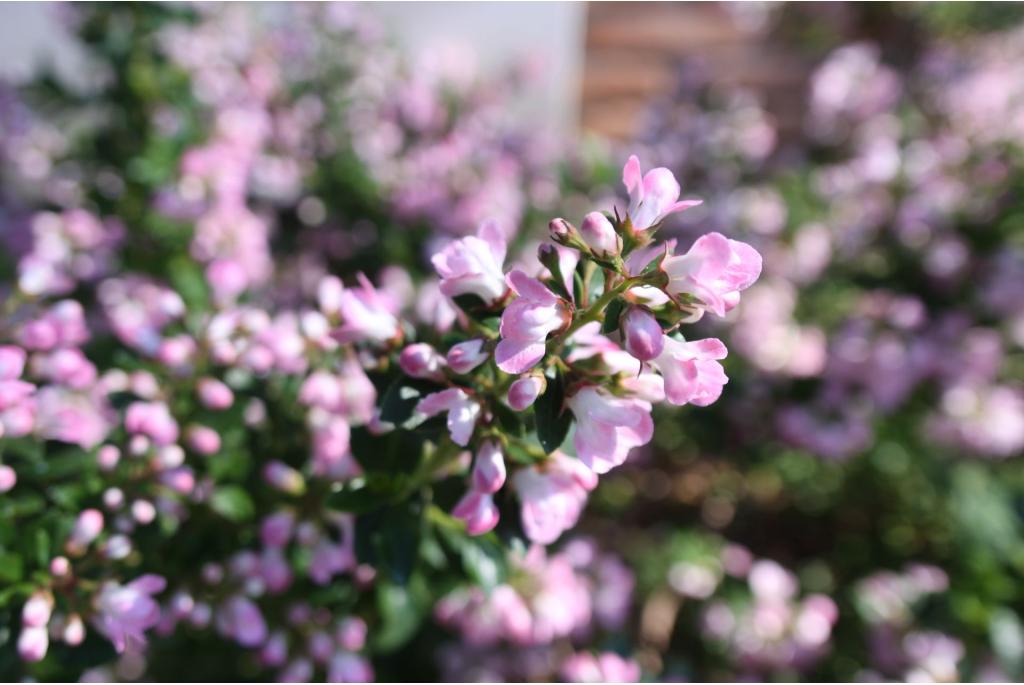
0;151;760;679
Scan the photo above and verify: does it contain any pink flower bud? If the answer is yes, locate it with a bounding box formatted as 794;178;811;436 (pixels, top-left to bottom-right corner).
0;464;15;493
156;335;197;368
102;488;124;509
131;500;157;525
22;591;53;627
623;306;664;361
197;377;234;410
328;652;374;683
398;343;445;380
507;374;546;411
66;509;104;555
446;339;489;374
17;625;48;662
580;211;622;257
125;401;179;446
186;425;221;455
548;217;580;247
62;613;85;646
471;441;506;493
264;461;305;495
261;631;289;667
308;631;334;663
335;617;367;651
49;557;70;578
96;445;120;470
452;490;499;535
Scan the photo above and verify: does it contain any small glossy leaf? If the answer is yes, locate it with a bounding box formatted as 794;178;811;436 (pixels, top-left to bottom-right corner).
534;368;572;454
210;486;255;522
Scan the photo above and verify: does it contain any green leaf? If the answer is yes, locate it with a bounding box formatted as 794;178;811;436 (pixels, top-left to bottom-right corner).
459;535;506;590
0;553;24;584
373;576;430;653
378;377;445;428
534;368;572;454
210;486;255;523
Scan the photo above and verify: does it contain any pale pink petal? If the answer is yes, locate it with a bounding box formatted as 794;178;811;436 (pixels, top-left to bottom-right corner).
495;338;546;374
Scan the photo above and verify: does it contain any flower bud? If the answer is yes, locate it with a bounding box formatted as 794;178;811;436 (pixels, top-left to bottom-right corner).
507;374;546;411
186;424;222;455
446;339;489;374
62;613;85;646
206;258;248;304
66;509;104;556
49;556;70;578
132;499;157;525
197;377;234;411
97;445;120;470
471;441;506;493
398;343;445;380
22;591;53;627
318;276;345;317
0;464;15;493
335;617;367;651
580;211;621;258
622;306;664;361
0;345;26;380
548;218;587;251
451;490;499;535
264;461;306;496
17;625;48;662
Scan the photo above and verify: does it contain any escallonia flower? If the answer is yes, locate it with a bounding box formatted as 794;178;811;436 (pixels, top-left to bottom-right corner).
566;386;654;474
495;270;572;375
661;231;762;317
431;219;509;306
622;154;703;232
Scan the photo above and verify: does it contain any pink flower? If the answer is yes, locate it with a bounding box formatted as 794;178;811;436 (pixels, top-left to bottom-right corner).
566;386;654;474
471;441;506;493
196;377;234;410
446;339;489;374
561;652;642;683
399;343;445;380
93;574;166;652
431;219;508;305
452;490;499;535
328;652;374;683
217;596;268;648
495;270;571;374
507;374;546;410
662;232;762;316
653;337;729;407
125;401;179;446
415;388;481;447
622;154;702;231
0;346;26;380
332;273;401;345
513;453;597;544
622;306;664;361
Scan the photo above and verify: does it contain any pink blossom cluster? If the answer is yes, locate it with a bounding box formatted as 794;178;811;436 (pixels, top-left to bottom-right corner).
401;155;761;543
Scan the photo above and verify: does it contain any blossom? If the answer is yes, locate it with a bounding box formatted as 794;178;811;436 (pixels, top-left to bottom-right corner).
399;343;446;380
446;338;489;374
415;388;481;446
621;306;664;362
622;154;702;230
495;270;571;374
561;652;642;683
652;337;729;407
507;374;546;411
332;273;401;345
662;232;762;316
125;401;179;446
452;490;499;535
431;220;508;304
566;386;653;474
513;452;597;544
471;441;506;493
579;211;621;258
92;574;166;652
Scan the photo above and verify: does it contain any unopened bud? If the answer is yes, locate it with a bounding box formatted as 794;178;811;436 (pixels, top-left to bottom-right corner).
398;343;445;380
446;339;488;374
580;211;622;258
622;306;664;361
548;218;587;251
471;441;506;493
507;374;546;411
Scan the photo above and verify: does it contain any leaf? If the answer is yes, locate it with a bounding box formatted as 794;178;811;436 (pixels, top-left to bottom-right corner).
0;553;24;584
602;298;626;334
534;368;572;454
373;576;430;653
459;535;506;590
378;377;445;428
210;486;255;522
